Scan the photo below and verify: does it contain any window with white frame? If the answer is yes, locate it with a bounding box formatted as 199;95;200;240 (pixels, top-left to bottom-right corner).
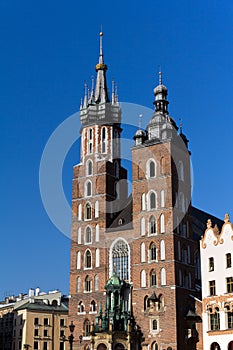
160;190;165;208
150;269;156;286
147;159;156;178
86;159;93;176
160;214;165;233
95;249;100;267
85;203;92;220
101;127;107;153
95;224;99;242
148;191;157;210
141;242;146;262
94;275;99;291
141;193;146;211
149;215;156;235
95;201;99;218
85;226;92;244
77;251;81;269
149;243;156;261
88;128;93;154
161;268;166;286
84;250;92;269
141;218;145;236
77;227;81;244
85;180;92;197
78;204;82;221
160;240;165;260
111;239;129;280
141;270;146;287
85;276;91;292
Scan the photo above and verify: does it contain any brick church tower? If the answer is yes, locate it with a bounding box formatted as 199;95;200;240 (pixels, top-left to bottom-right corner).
69;33;202;350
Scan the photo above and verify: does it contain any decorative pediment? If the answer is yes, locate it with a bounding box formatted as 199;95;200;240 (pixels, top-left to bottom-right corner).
201;214;233;248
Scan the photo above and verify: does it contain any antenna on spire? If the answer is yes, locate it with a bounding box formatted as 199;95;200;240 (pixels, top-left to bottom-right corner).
112;78;115;104
83;80;88;108
99;26;103;57
158;65;162;85
179;118;183;134
138;114;143;130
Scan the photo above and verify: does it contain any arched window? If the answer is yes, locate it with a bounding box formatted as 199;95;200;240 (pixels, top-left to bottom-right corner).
148;160;156;178
148;191;157;210
160;190;165;208
85;226;92;244
142;193;146;210
178;160;184;181
111;239;129;280
95;224;99;242
150;269;156;287
228;341;233;350
85;180;92;197
141;243;146;262
77;277;81;292
84;276;91;292
84;319;91;336
149;216;156;235
85;250;92;269
77;251;81;269
88;128;93;154
101;127;107;153
160;240;165;260
151;341;158;350
141;270;146;288
77;227;81;244
78;301;84;313
160;214;165;233
141;218;145;236
94;275;99;291
161;268;166;286
95;201;99;218
210;342;220;350
85;202;92;220
95;249;100;267
90;300;96;313
86;159;93;176
149;243;156;261
78;204;82;221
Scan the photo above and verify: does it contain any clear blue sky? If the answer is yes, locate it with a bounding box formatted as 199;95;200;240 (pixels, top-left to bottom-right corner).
1;1;233;297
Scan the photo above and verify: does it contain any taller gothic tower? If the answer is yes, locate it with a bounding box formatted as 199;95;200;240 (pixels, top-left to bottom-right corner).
69;34;201;350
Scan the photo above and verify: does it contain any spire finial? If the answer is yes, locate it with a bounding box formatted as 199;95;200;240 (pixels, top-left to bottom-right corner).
179;118;183;134
158;65;162;85
99;29;103;58
138;114;143;130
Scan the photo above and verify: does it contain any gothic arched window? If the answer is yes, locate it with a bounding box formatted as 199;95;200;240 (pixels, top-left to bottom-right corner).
86;159;93;176
148;160;156;178
160;214;165;233
141;270;146;287
149;243;156;261
148;191;157;210
161;268;166;286
85;202;92;220
90;300;96;312
94;275;99;291
101;127;107;153
149;215;156;235
85;180;92;197
160;240;165;260
111;239;129;280
141;242;146;262
85;226;92;244
84;319;91;336
85;250;92;269
84;276;91;292
150;269;156;287
88;128;93;154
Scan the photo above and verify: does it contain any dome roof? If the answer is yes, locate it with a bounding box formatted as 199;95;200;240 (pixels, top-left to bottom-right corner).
153;83;167;95
106;273;121;286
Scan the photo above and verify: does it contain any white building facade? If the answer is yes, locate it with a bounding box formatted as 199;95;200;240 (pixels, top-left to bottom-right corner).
200;214;233;350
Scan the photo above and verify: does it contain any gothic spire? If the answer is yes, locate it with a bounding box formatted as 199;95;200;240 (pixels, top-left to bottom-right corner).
94;32;110;103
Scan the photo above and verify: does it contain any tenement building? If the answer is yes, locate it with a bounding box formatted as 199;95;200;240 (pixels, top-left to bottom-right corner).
200;214;233;350
69;32;215;350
